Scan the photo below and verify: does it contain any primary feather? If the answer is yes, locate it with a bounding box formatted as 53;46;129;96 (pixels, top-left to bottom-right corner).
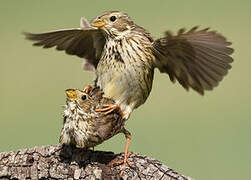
152;26;233;95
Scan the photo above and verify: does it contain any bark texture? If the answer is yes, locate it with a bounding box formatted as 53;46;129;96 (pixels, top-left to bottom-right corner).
0;145;193;180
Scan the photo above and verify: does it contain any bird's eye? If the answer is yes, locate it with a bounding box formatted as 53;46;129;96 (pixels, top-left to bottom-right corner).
81;95;87;101
110;16;117;22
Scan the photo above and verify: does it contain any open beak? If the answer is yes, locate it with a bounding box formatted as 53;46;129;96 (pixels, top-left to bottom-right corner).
65;89;76;99
91;19;106;28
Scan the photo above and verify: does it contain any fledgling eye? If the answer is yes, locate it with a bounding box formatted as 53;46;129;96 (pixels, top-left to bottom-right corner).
110;16;117;22
81;95;87;101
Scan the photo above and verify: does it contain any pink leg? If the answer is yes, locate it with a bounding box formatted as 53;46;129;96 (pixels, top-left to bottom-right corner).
107;128;132;177
120;128;132;176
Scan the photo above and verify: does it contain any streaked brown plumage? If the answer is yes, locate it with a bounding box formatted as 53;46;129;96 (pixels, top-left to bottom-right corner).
60;87;131;175
24;11;234;120
60;87;126;148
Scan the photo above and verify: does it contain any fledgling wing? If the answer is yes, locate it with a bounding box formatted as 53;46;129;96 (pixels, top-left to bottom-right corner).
152;26;234;95
24;27;106;71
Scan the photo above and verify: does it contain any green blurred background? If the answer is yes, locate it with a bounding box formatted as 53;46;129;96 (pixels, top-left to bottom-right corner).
1;0;250;179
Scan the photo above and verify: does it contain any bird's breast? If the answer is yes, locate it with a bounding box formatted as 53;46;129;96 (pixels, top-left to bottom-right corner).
60;102;101;148
60;99;125;148
96;37;154;112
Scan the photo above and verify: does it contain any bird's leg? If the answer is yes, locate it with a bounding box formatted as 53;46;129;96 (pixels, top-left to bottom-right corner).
120;128;132;176
107;128;132;177
83;85;93;94
95;104;124;117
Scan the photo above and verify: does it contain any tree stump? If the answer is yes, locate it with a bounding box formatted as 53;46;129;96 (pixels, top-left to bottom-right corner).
0;145;193;180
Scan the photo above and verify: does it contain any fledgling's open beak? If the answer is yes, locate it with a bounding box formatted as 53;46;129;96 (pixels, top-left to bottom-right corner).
65;89;77;99
91;19;106;28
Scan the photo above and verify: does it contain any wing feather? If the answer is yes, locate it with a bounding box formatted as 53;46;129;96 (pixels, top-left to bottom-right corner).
24;27;106;70
153;26;234;95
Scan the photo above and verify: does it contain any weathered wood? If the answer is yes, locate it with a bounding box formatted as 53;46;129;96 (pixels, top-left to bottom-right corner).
0;145;193;180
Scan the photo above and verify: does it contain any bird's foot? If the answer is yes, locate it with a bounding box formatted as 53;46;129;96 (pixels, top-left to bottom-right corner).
107;152;132;177
120;151;132;176
108;128;132;177
83;85;93;94
95;104;124;117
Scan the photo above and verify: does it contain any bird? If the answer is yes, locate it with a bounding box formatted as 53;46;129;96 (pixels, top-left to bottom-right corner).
24;11;234;120
60;87;126;148
24;10;234;174
60;87;130;175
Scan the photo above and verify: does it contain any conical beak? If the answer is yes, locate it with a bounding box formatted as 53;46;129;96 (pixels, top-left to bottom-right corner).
91;19;106;28
65;89;77;99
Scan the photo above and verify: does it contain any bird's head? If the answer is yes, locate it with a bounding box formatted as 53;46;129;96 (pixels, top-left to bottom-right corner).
65;89;93;110
91;11;134;38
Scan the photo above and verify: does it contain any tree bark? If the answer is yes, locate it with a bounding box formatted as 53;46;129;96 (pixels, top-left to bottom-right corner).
0;145;193;180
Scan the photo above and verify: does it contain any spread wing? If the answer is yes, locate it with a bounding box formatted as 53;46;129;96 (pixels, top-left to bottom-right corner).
24;27;106;70
152;26;234;95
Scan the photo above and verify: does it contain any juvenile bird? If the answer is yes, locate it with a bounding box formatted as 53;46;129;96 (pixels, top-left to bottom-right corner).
60;88;126;148
60;88;130;175
24;11;234;120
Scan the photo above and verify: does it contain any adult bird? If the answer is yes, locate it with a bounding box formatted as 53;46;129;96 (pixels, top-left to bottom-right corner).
25;10;234;174
24;11;234;119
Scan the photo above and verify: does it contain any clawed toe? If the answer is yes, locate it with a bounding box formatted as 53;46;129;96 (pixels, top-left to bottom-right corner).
95;104;124;117
107;152;132;177
83;85;93;94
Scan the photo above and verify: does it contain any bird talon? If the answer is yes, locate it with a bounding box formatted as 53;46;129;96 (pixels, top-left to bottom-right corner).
95;104;124;117
107;153;132;177
108;152;132;167
120;152;133;176
83;85;93;94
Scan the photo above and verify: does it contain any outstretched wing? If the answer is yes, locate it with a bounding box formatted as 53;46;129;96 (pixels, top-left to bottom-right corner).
152;26;234;95
24;27;106;71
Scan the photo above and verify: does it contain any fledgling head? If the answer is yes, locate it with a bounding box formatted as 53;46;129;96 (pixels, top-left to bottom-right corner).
91;11;134;37
65;89;94;110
